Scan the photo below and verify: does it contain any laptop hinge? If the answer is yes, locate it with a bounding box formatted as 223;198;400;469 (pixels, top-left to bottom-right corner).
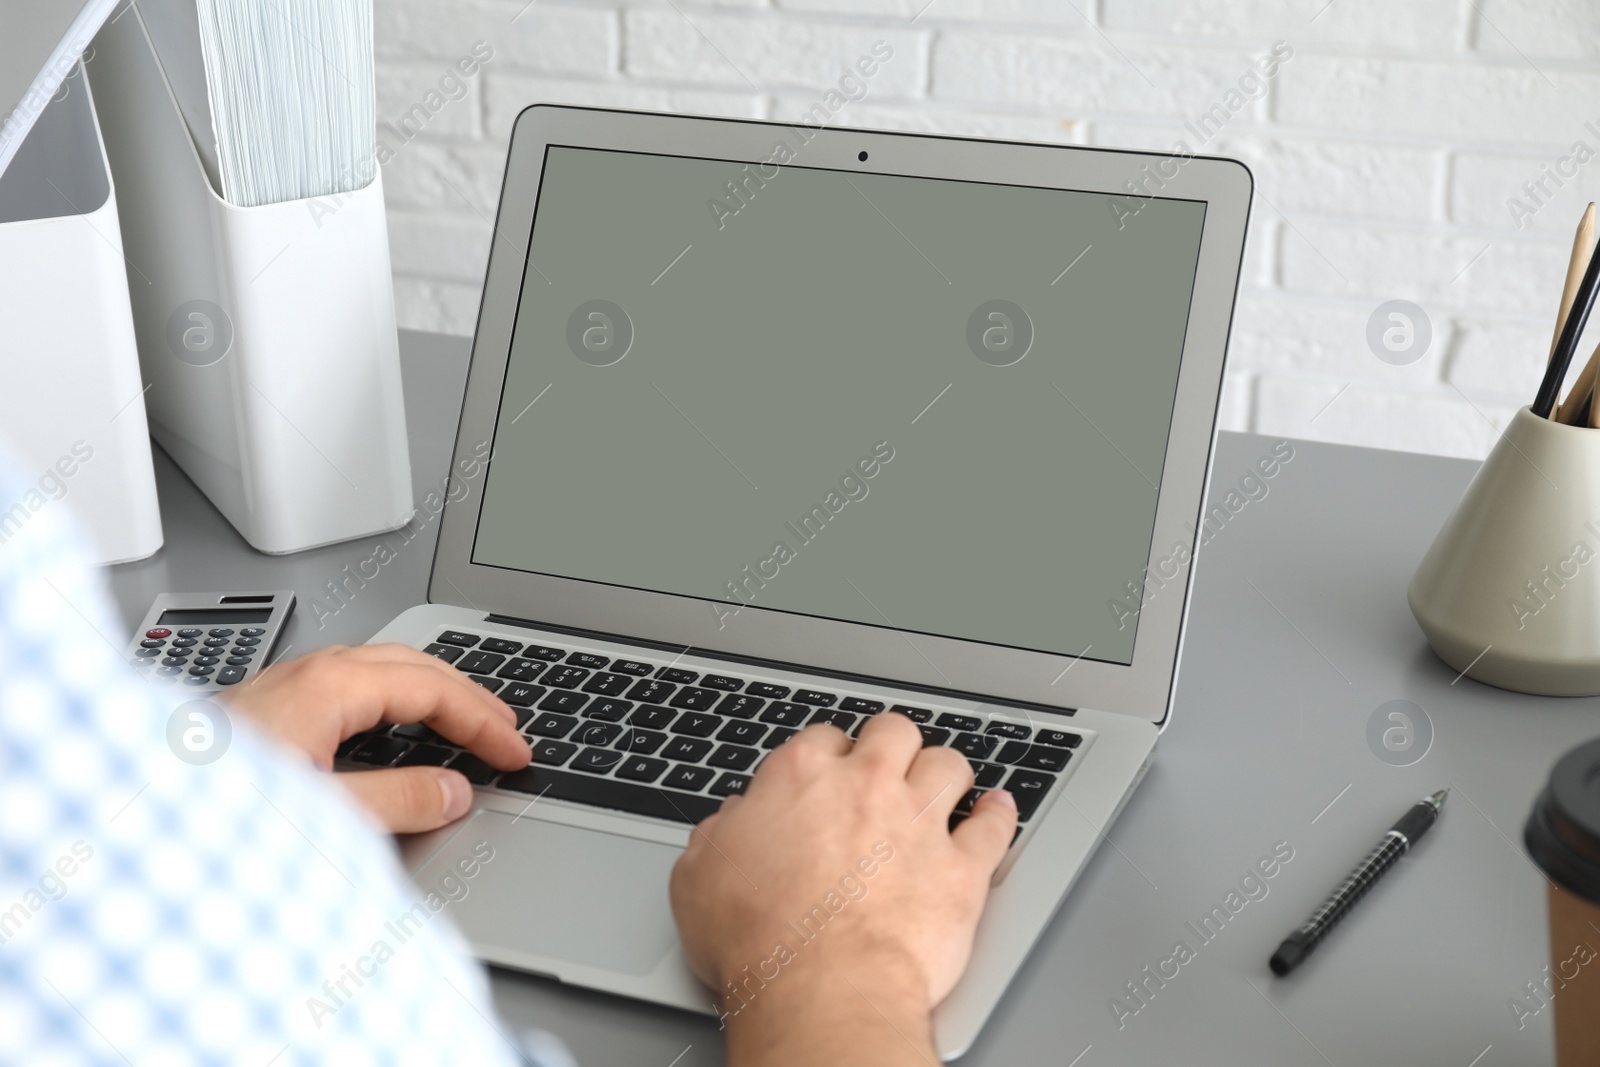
483;613;1078;717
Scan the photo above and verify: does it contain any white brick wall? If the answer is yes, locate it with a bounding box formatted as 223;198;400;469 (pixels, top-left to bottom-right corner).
374;0;1600;459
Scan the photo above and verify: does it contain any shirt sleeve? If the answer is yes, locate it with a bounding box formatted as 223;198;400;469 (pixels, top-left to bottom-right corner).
0;462;570;1066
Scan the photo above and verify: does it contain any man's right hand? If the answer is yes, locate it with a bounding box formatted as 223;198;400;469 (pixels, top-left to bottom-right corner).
670;712;1017;1066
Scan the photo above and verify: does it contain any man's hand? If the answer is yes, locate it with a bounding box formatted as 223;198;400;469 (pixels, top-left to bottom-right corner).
224;644;531;833
670;712;1017;1066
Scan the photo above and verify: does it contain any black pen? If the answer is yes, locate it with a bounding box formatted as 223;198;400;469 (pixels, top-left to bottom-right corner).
1270;789;1448;976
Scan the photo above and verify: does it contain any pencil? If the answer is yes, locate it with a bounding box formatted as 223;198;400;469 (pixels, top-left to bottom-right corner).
1551;203;1597;364
1534;232;1600;418
1557;340;1600;424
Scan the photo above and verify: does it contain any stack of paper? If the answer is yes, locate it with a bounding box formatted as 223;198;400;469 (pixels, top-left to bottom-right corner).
139;0;374;208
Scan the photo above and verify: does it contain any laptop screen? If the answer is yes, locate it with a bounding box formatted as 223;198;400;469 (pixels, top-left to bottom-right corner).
470;144;1207;666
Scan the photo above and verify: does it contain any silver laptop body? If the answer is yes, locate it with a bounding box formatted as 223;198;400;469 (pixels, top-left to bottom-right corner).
363;105;1251;1059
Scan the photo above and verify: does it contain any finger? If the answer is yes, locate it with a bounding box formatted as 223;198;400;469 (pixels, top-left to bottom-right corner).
333;643;517;726
852;711;924;775
905;744;975;821
338;767;474;834
789;722;852;756
335;661;530;769
952;789;1018;871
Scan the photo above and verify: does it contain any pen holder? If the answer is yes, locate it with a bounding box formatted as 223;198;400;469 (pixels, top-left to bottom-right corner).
1409;406;1600;695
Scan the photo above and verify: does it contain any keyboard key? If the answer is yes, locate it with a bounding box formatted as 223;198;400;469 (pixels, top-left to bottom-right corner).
567;651;610;669
448;753;500;785
570;747;624;774
616;756;669;783
497;766;721;823
1003;769;1056;821
538;691;589;715
573;722;624;747
669;687;721;711
350;736;408;766
500;682;546;707
398;743;455;767
582;672;633;696
662;737;714;763
629;705;676;730
527;712;578;739
468;676;504;694
793;689;837;706
708;744;759;771
972;762;1006;788
890;705;933;723
761;727;797;749
917;726;951;747
523;645;567;662
671;712;721;738
662;765;717;792
936;712;981;732
1020;745;1071;772
436;631;479;647
617;728;667;755
955;787;985;815
480;638;522;655
627;680;676;704
809;709;856;731
717;720;767;746
746;682;789;699
610;659;655;676
717;694;765;719
583;698;633;722
656;667;697;685
993;740;1032;765
952;733;996;760
710;773;751;797
496;658;547;682
392;722;444;743
985;722;1032;739
336;731;377;759
542;666;590;689
700;674;745;691
1036;729;1083;749
760;702;809;727
531;739;577;766
839;697;884;713
458;651;507;675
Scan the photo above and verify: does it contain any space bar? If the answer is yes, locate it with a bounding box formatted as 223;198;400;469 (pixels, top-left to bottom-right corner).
496;766;724;824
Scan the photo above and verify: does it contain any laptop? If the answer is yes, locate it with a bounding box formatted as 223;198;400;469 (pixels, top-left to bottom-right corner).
348;104;1251;1058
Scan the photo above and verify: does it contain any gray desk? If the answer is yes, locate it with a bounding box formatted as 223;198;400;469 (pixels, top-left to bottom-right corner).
109;330;1592;1066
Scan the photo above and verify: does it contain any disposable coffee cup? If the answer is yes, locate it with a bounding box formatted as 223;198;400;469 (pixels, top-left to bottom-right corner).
1524;738;1600;1065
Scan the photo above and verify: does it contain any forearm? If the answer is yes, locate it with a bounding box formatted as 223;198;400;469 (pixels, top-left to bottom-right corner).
722;947;939;1067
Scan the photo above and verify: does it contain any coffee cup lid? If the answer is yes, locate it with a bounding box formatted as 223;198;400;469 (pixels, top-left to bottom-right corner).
1525;738;1600;904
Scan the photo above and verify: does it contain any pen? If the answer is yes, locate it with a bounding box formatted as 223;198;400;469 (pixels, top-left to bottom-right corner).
1269;789;1448;976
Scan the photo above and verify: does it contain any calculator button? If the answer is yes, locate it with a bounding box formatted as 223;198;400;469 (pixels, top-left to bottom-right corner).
144;628;171;639
437;631;479;647
202;637;228;647
226;655;253;665
234;636;261;647
188;665;214;676
135;647;162;658
194;655;220;667
208;628;234;638
241;627;266;637
176;628;204;638
139;639;165;649
161;657;189;667
156;665;183;676
170;637;198;648
182;675;210;686
216;666;247;685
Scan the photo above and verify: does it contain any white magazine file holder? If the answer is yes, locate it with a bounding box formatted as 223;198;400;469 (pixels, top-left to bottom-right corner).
87;8;413;554
0;63;163;565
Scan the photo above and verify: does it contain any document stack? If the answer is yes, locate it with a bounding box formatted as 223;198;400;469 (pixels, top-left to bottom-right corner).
87;0;412;554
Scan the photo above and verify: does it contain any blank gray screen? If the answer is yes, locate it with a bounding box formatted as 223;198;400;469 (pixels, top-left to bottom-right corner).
472;145;1206;664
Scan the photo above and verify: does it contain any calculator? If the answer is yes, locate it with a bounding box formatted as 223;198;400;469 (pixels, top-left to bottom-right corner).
126;591;296;689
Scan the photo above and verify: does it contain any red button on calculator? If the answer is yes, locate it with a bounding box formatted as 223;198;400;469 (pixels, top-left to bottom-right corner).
145;627;171;639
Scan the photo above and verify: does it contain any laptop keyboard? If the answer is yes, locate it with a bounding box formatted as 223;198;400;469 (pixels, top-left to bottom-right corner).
337;629;1085;842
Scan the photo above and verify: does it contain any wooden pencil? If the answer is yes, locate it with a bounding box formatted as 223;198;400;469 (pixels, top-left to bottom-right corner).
1551;203;1597;364
1535;234;1600;418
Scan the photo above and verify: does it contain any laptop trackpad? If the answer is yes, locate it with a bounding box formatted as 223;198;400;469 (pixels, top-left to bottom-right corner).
416;810;683;977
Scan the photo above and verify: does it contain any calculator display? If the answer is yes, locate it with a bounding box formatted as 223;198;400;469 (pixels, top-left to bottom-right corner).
156;608;273;625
